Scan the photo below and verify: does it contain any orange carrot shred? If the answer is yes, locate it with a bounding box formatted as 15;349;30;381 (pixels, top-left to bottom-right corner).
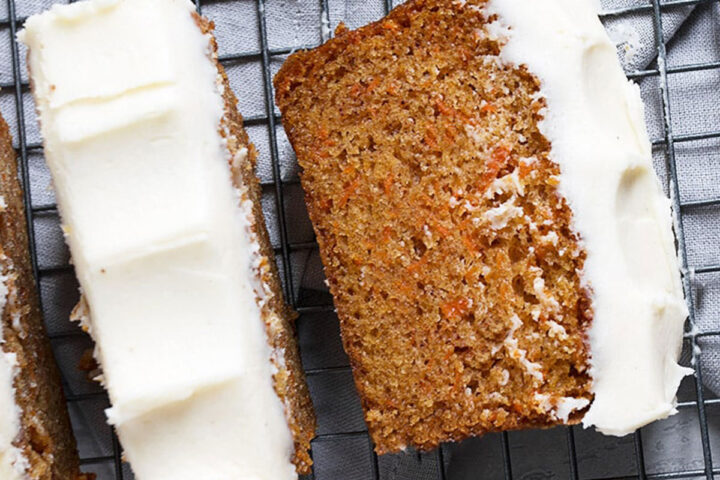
337;178;360;208
481;103;497;113
436;99;454;117
440;297;471;320
462;235;477;254
382;20;399;31
383;174;394;195
424;125;438;148
366;77;381;93
407;252;429;274
434;223;450;237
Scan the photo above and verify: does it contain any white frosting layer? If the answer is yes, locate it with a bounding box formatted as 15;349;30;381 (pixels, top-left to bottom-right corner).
20;0;297;478
485;0;691;435
0;267;28;479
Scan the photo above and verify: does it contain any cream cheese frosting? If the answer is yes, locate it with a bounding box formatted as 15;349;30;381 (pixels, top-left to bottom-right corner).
484;0;691;435
0;263;28;480
19;0;297;478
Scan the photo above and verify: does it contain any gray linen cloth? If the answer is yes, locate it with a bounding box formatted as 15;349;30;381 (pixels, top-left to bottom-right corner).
0;0;718;478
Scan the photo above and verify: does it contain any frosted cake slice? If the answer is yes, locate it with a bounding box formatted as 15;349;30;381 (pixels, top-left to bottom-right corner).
20;0;315;477
274;0;689;453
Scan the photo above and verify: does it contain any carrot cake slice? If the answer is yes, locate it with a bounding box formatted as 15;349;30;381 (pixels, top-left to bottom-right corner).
19;0;315;477
274;0;690;453
0;113;87;478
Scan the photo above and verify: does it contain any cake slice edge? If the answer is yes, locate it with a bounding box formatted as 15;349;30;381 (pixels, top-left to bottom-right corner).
198;14;316;473
0;113;89;479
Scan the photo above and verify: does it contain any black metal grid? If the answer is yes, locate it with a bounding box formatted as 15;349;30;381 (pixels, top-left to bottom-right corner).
2;0;719;478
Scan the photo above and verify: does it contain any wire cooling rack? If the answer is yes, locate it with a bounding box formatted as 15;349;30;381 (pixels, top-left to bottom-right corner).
2;0;720;478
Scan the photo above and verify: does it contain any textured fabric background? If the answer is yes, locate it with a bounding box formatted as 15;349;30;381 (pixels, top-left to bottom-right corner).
0;0;718;479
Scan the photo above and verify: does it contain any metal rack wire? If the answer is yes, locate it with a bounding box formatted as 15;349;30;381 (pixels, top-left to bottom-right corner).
3;0;719;478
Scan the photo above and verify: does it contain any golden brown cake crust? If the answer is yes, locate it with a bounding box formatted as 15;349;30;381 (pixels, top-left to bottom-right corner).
196;15;316;474
0;115;88;479
275;0;593;454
